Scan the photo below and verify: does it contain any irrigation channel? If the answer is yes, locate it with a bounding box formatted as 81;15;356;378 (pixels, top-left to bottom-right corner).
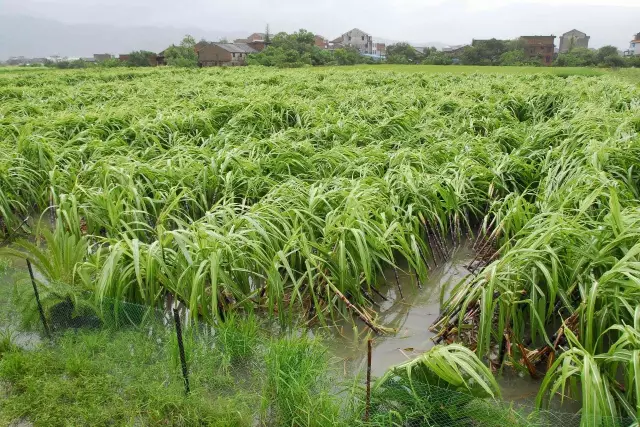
318;241;579;411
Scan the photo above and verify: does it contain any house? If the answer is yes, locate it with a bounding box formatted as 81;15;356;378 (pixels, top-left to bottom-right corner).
247;41;267;52
118;53;158;66
234;33;268;51
331;28;373;54
198;43;257;67
372;43;386;57
93;53;113;62
442;45;468;55
155;42;210;66
235;33;266;43
315;35;328;49
623;32;640;56
559;29;590;53
194;41;210;53
521;35;555;66
156;47;172;66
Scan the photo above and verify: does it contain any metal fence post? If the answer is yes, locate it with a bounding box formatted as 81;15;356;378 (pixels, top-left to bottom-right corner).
27;259;50;338
365;338;372;422
173;308;190;395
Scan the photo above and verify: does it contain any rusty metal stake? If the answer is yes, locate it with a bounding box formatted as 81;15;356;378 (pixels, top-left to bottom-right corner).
173;308;190;395
365;338;373;422
27;259;50;338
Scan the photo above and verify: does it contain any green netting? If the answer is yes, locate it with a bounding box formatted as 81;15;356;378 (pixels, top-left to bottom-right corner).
366;381;607;427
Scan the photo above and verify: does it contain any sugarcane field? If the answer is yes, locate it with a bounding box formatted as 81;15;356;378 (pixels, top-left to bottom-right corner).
1;65;640;426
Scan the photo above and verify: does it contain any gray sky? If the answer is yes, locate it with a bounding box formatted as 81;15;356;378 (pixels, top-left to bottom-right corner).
1;0;639;52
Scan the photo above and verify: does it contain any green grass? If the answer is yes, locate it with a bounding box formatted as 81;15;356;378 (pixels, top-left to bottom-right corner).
0;318;360;426
0;329;254;426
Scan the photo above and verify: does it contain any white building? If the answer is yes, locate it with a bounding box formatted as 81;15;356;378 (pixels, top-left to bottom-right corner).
558;29;590;53
331;28;373;54
623;32;640;56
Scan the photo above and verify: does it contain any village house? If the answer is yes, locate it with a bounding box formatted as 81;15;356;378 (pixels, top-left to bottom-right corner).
521;35;555;66
331;28;373;54
93;53;113;62
198;43;257;67
235;33;266;43
442;45;468;56
118;53;158;66
559;29;590;53
233;33;268;51
314;35;328;49
156;46;173;66
194;41;209;53
623;32;640;56
247;41;267;52
372;43;386;58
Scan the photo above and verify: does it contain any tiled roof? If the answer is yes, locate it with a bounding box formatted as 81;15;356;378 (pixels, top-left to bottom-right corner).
212;43;257;53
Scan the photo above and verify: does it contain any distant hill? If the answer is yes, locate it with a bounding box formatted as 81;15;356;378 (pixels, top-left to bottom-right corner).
0;15;243;59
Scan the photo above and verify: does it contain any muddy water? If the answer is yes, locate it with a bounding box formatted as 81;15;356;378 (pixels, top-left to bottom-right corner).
322;244;473;378
320;243;573;409
0;266;43;351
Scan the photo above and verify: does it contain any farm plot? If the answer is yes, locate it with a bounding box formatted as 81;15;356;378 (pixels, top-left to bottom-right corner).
1;67;639;422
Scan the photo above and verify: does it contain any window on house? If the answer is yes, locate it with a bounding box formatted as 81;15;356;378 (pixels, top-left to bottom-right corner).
362;36;365;41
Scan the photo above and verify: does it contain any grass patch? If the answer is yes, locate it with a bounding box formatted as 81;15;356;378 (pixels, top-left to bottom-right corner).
261;335;354;426
0;329;254;426
0;313;359;426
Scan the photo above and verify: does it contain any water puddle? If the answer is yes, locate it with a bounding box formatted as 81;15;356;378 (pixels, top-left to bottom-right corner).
319;242;569;409
0;265;43;351
323;244;473;377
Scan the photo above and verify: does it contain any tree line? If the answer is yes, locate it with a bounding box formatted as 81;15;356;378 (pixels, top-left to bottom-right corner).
386;39;640;68
9;32;638;70
247;29;374;67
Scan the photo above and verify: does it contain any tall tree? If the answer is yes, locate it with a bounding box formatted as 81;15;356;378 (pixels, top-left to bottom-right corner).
461;39;509;65
126;50;156;67
164;35;198;67
386;43;421;64
596;45;620;64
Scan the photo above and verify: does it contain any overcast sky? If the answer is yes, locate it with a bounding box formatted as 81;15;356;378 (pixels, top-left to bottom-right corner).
2;0;639;48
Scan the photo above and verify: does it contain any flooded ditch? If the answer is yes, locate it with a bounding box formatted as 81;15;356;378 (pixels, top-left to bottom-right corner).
319;242;579;411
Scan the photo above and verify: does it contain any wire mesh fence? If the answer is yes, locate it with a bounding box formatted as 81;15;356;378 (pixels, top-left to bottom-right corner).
1;274;636;427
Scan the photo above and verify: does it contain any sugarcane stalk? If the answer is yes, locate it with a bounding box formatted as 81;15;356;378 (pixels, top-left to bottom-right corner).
328;282;390;335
